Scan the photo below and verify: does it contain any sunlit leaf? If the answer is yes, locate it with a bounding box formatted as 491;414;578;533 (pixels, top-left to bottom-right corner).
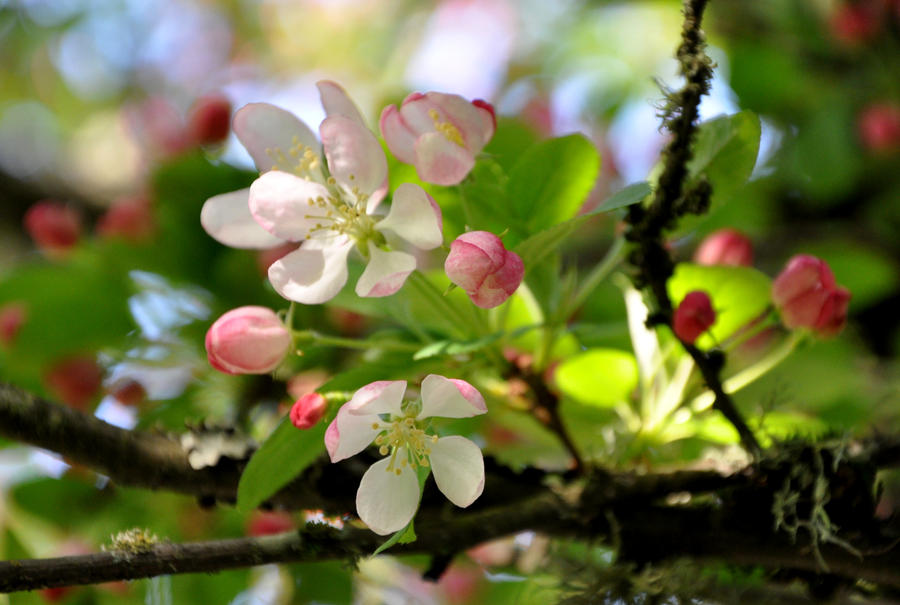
555;348;639;408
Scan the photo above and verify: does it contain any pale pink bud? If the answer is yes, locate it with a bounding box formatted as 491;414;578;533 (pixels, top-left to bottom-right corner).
23;201;82;255
858;103;900;152
290;392;327;429
693;228;753;266
673;290;716;344
445;231;524;308
772;255;851;337
96;197;155;242
380;92;496;185
205;306;291;375
187;94;232;146
0;302;27;347
45;355;103;410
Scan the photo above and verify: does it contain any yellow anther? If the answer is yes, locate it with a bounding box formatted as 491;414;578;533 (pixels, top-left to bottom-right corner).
379;445;388;455
428;109;464;146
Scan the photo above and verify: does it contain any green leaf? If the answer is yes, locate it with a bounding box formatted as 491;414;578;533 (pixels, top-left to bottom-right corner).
555;348;638;407
594;180;652;212
687;110;760;201
237;419;326;511
668;263;772;347
373;520;417;556
513;181;649;272
412;326;536;360
507;134;600;237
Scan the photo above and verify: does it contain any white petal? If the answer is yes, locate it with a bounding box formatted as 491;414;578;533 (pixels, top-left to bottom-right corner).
248;171;332;241
355;243;416;298
267;238;353;304
429;436;485;508
419;374;487;419
356;453;421;535
347;380;407;417
326;407;381;463
320;116;387;198
233;103;320;175
375;183;443;250
200;189;284;249
379;104;417;164
413;132;475;186
317;80;367;126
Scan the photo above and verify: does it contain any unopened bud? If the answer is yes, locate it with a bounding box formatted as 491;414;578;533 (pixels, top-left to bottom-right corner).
205;306;292;375
290;392;327;429
444;231;524;308
187;94;232;146
772;254;851;338
24;201;82;256
45;355;103;410
693;228;753;266
96;197;155;242
0;302;27;347
673;290;716;344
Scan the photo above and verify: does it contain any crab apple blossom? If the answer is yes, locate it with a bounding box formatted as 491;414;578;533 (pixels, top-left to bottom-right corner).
772;254;851;338
380;92;496;185
445;231;524;308
246;511;294;536
673;290;716;344
205;306;292;375
24;200;82;256
290;392;328;429
693;228;753;267
325;375;487;535
200;81;443;304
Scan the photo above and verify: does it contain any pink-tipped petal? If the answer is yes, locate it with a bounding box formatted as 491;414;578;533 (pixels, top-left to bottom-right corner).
376;183;443;250
472;99;496;140
267;238;353;304
326;406;381;463
413;132;475;186
429;436;485;508
355;244;416;298
467;249;523;309
356;454;420;535
423;92;492;151
233;103;320;174
320;116;387;198
317;80;367;126
379;104;417;164
248;171;332;241
346;380;407;417
201;189;285;249
419;374;487;419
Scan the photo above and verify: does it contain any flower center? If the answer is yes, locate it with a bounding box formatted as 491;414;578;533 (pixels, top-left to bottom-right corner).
428;109;465;147
372;416;438;476
300;176;382;250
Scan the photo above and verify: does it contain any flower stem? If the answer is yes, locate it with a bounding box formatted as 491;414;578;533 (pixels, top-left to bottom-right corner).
293;330;420;352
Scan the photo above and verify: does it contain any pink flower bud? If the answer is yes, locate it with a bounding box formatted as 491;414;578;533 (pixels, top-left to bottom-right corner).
23;201;82;256
290;392;327;429
205;306;291;375
380;92;496;185
0;302;27;347
673;290;716;344
246;511;294;536
45;355;103;410
444;231;524;308
772;255;851;337
858;102;900;152
693;228;753;266
96;197;155;242
187;94;232;146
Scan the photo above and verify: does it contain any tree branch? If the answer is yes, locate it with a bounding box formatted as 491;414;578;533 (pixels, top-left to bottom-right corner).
622;0;761;457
